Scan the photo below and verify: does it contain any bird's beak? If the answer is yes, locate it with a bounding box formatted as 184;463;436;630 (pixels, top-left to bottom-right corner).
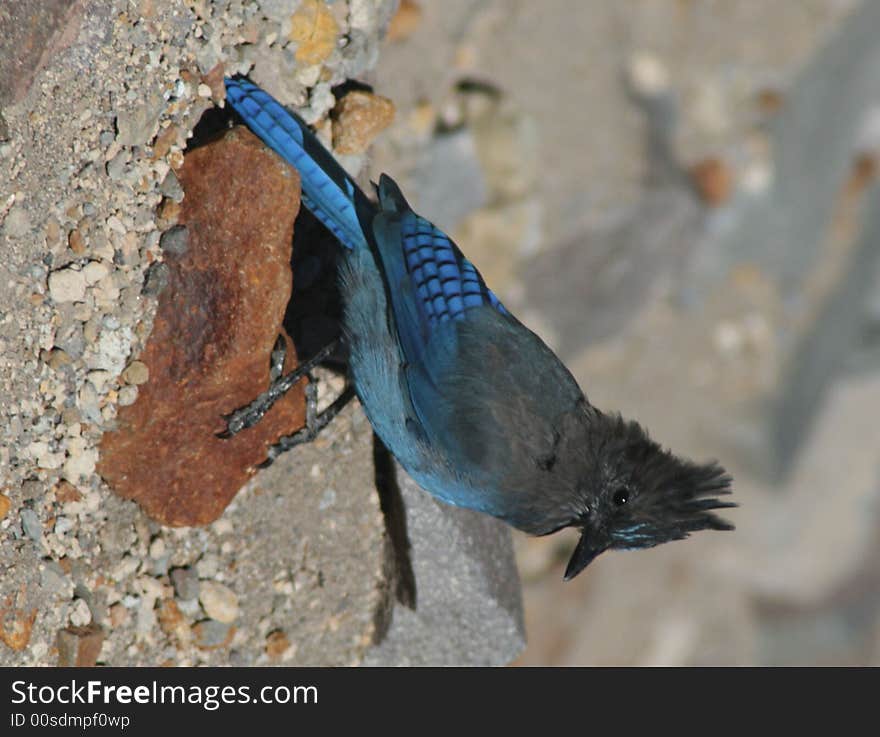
563;532;608;581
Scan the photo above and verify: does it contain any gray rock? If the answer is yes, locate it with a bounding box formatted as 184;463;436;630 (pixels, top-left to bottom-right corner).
195;39;221;76
159;170;184;202
170;566;200;602
20;478;43;501
105;150;128;181
364;464;525;666
53;317;85;359
141;261;169;296
159;225;188;256
69;597;91;626
193;619;233;649
20;508;43;542
40;560;73;598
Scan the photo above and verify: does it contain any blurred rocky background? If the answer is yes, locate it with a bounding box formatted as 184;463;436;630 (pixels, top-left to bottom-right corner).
371;0;880;665
2;0;879;666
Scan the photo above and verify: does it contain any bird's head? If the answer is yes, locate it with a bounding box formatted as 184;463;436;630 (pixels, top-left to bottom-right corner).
563;413;734;580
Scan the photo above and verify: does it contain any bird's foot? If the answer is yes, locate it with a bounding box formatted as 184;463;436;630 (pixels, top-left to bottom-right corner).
217;336;338;438
257;382;356;468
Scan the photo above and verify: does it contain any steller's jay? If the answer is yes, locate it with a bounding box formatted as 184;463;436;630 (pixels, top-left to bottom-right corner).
222;77;734;579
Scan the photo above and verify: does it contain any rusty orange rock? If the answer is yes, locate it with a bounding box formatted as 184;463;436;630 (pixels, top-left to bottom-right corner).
54;481;82;504
98;126;307;526
265;628;291;660
157;599;191;648
56;625;105;667
0;588;37;652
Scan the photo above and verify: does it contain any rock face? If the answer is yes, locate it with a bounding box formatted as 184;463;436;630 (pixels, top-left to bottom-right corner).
0;0;81;106
98;127;306;526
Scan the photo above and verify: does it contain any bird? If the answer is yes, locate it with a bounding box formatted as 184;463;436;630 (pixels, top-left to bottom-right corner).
222;77;735;580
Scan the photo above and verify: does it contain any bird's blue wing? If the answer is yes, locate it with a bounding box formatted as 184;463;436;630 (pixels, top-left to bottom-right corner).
371;174;507;368
400;212;506;325
224;77;369;252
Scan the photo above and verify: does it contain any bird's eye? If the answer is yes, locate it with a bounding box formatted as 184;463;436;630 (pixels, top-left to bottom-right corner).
613;489;629;507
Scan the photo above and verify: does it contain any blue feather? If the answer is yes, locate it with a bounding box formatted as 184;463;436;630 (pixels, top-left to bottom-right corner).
225;77;367;252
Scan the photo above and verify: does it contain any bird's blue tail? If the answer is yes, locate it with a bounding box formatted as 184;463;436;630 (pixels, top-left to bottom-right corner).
224;77;369;251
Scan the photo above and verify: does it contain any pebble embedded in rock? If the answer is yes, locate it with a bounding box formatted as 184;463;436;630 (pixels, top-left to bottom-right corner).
20;508;43;541
157;599;190;647
82;261;110;286
148;536;165;559
265;629;292;660
69;598;92;627
63;437;98;482
141;261;170;296
86;369;112;393
289;0;339;66
56;625;105;667
198;581;239;623
0;493;10;520
53;319;85;359
332;91;395;155
159;224;188;255
44;348;72;371
121;361;149;385
54;481;82;504
40;563;72;598
115;88;164;146
94;327;133;375
171;566;200;601
159;170;184;202
192;619;235;650
105;150;128;180
67;228;86;256
117;386;138;406
48;267;86;303
0;603;37;652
